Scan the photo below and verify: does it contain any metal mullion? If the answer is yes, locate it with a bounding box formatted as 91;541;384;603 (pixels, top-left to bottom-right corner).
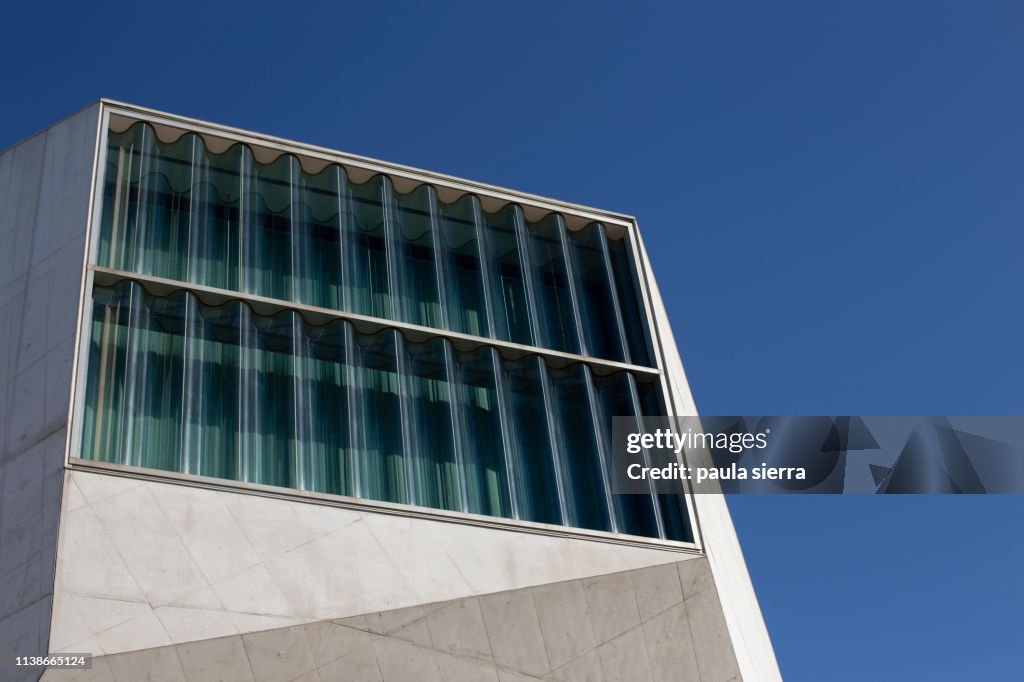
537;358;573;529
427;186;450;331
470;196;498;337
68;104;111;470
582;365;620;534
596;224;633;366
554;214;588;356
512;205;544;347
624;373;667;541
441;339;469;514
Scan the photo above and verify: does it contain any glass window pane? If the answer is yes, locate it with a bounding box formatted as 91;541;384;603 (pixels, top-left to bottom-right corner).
594;372;661;538
570;224;627;363
438;196;489;337
305;320;357;496
453;347;512;518
295;166;347;311
189;142;243;291
241;155;296;300
481;206;534;346
347;177;392;320
502;356;562;526
393;186;443;328
402;336;462;511
527;215;582;355
607;237;654;367
353;329;407;504
548;364;613;532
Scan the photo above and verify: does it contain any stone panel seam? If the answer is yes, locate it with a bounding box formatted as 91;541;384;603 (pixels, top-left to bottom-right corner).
528;590;557;678
56;559;712;681
370;638;386;682
237;633;261;682
66;502;149;613
0;424;66;467
602;618;655;679
0;594;51;628
148;482;262;598
110;484;212;612
39;464;66;659
142;484;217;603
629;568;681;623
356;512;437;602
676;562;706;682
15;131;48;385
548;646;601;680
435;533;475;596
54;481;709;659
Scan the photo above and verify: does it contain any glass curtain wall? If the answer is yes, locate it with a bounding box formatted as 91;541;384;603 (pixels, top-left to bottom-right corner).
83;121;691;543
81;281;690;541
97;122;654;365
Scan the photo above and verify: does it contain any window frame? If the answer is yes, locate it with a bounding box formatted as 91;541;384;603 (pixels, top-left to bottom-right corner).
65;101;702;553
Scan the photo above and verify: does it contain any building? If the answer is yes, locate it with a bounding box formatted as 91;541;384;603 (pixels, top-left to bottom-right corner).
0;101;781;681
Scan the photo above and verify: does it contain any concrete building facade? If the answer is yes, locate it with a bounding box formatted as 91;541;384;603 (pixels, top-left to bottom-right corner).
0;101;781;681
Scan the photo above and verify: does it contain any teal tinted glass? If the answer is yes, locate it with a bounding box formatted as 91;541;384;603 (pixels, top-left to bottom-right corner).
501;356;563;526
569;224;629;363
87;121;689;543
97;123;655;365
438;196;489;337
453;346;512;518
480;205;534;346
81;282;689;542
526;214;582;355
548;364;614;532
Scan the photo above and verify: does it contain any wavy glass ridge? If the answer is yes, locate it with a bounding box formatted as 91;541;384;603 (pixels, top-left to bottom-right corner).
80;282;690;541
96;122;655;366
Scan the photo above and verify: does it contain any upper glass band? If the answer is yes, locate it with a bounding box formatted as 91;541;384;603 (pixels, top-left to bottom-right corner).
96;122;655;367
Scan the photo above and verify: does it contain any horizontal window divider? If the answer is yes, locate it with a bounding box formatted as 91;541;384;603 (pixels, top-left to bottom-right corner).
68;456;701;553
90;265;663;378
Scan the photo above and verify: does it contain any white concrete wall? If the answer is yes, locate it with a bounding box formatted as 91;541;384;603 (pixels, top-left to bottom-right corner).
49;469;698;658
637;234;783;682
44;555;740;682
0;103;100;672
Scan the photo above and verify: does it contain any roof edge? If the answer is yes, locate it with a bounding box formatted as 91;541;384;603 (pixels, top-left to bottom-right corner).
97;98;640;227
0;99;102;158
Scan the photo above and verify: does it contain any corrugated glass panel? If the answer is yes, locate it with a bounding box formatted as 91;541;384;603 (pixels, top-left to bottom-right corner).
526;214;583;355
481;205;534;346
570;223;628;363
81;282;689;542
438;196;489;337
86;120;690;543
97;123;655;365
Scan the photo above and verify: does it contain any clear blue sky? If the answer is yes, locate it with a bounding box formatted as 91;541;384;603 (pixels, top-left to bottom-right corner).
3;1;1022;678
